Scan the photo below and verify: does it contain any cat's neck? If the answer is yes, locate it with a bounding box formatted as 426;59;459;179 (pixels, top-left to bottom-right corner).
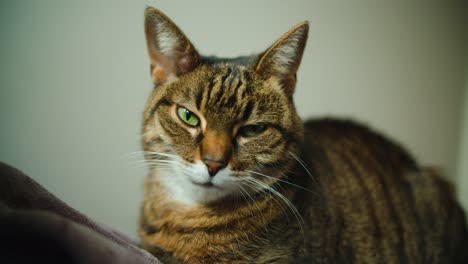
140;177;297;263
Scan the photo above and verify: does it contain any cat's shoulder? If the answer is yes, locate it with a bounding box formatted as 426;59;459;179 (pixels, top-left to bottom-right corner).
302;118;416;167
303;118;383;140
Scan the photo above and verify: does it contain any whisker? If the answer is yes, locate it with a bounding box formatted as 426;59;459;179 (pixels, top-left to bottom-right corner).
130;163;172;170
123;151;178;159
130;159;178;166
143;151;179;158
243;179;293;222
129;162;153;169
146;160;179;165
237;185;249;204
245;170;314;193
137;152;179;159
127;158;179;170
238;184;270;233
241;180;292;222
288;151;316;184
244;176;305;242
125;151;179;168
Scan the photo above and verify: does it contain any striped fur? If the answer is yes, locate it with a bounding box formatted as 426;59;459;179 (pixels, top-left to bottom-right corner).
139;8;467;263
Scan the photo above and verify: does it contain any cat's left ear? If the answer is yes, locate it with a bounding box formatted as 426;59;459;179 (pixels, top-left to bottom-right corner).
255;22;309;96
144;8;200;85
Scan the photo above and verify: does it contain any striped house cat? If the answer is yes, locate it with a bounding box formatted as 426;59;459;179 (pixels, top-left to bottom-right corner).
139;7;467;264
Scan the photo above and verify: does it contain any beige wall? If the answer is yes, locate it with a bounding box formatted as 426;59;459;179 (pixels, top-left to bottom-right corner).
1;0;467;236
458;66;468;212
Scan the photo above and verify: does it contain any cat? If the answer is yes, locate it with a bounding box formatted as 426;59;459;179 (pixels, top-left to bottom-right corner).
138;7;467;264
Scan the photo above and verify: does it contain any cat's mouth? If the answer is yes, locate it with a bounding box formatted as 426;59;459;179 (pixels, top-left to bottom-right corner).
191;180;216;188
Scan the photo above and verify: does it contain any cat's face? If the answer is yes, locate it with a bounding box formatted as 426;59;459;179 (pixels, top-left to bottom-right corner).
142;8;308;205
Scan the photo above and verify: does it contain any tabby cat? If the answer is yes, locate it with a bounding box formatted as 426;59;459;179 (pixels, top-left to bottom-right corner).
139;7;467;264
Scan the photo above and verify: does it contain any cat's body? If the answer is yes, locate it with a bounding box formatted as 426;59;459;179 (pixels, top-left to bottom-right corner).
139;8;467;263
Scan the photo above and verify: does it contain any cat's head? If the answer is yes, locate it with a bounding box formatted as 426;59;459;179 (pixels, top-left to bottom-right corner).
141;8;308;205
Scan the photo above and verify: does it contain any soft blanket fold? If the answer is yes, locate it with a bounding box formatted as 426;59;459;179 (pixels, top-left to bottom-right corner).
0;162;161;264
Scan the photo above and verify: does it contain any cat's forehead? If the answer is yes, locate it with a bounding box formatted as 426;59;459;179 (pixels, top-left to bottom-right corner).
161;63;289;129
200;64;288;127
208;63;252;93
198;64;257;125
158;65;268;124
210;64;246;83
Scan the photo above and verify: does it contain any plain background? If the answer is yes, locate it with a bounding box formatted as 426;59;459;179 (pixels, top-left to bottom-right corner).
1;0;467;237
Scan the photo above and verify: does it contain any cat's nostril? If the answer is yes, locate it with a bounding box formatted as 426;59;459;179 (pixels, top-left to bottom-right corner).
203;159;226;177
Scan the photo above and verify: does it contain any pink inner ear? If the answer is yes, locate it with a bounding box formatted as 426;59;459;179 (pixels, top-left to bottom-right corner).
152;64;167;84
177;54;196;74
149;52;176;84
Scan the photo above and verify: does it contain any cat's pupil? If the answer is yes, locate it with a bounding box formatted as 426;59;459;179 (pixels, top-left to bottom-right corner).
185;111;192;121
177;107;199;126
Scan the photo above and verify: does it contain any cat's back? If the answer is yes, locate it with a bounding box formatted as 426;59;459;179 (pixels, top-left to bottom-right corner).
300;118;467;263
303;118;416;171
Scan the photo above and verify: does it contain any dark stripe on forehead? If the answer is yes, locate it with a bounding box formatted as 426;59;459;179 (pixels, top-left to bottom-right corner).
213;67;233;105
226;77;236;94
206;76;217;101
235;76;243;91
240;70;253;98
221;66;232;84
213;86;226;106
242;70;253;95
242;100;254;121
242;70;251;83
195;88;203;110
223;68;243;107
226;66;241;89
225;93;238;108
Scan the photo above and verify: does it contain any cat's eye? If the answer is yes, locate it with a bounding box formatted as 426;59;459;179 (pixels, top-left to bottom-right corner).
238;124;267;137
177;107;200;127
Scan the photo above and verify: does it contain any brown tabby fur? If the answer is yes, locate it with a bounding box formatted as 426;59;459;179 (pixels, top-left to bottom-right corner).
139;7;467;263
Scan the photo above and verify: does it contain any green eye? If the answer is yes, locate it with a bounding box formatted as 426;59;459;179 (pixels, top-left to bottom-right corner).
239;124;267;137
177;107;200;127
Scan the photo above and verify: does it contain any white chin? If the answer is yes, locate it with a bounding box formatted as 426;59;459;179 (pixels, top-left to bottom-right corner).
154;162;241;205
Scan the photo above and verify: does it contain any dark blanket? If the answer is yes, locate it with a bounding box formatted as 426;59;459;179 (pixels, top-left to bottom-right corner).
0;162;161;264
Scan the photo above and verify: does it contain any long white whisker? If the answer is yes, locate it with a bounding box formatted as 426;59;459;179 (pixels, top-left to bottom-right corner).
146;160;179;165
288;151;316;184
237;185;249;204
127;153;180;170
129;160;174;169
143;151;179;158
241;180;291;222
123;151;179;159
130;159;179;166
246;180;296;233
245;170;314;193
245;176;305;242
238;184;270;233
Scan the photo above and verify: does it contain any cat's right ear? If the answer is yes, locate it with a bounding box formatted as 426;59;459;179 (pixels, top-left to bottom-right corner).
254;22;309;97
144;8;200;85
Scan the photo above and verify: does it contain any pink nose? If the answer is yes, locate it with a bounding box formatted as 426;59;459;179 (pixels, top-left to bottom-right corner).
203;158;226;177
200;130;231;177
